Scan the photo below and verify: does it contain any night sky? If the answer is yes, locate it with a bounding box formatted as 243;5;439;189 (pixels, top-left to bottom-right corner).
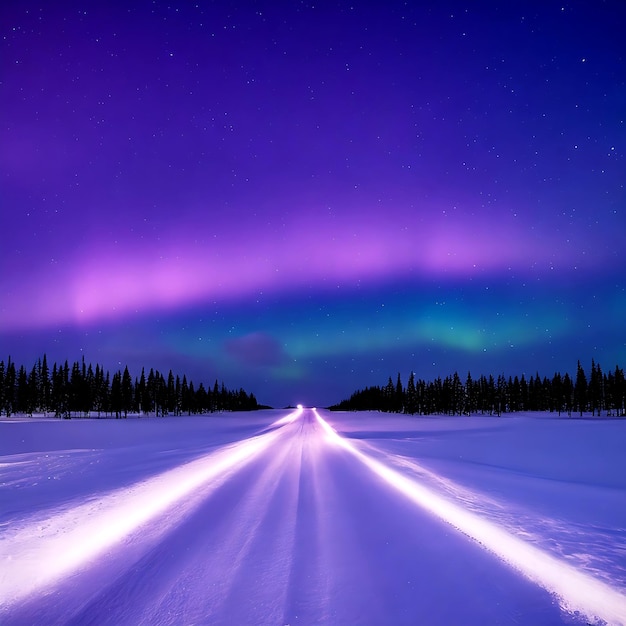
1;1;625;408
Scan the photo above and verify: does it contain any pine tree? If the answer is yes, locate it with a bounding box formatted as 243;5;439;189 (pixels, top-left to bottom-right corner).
552;372;563;415
4;358;16;417
589;360;603;416
147;368;156;415
157;372;167;416
615;366;626;416
197;382;208;412
212;380;219;412
452;371;464;415
187;380;196;414
384;376;395;412
464;372;474;414
166;370;176;415
41;354;51;414
85;364;95;416
121;366;133;417
575;360;588;416
395;373;404;413
136;368;147;415
53;361;70;418
93;365;106;416
406;372;417;414
27;364;39;415
110;371;122;418
16;365;28;414
520;374;529;411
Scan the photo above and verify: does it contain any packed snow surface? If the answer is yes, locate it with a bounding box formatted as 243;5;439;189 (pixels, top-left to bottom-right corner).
1;409;625;625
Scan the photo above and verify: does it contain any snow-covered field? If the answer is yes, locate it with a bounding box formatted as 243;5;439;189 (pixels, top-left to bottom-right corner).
1;409;625;625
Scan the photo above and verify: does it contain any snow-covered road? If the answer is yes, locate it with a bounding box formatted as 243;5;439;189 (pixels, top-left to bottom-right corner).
1;409;625;625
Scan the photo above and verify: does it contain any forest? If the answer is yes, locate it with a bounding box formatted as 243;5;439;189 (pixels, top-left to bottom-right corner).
0;355;259;418
330;360;626;417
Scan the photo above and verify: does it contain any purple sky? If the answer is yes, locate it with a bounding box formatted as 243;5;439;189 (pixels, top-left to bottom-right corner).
1;1;625;407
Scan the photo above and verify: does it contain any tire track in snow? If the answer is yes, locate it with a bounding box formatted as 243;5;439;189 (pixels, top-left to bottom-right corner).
281;411;334;624
0;409;303;612
64;420;306;626
314;409;626;626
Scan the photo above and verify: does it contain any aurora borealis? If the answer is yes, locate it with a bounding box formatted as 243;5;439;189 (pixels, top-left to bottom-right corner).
1;1;625;406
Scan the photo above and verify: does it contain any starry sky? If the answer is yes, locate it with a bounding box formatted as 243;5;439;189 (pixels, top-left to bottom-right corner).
1;1;625;408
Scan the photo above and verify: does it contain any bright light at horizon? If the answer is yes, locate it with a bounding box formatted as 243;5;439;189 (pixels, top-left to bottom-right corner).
313;410;626;625
271;406;303;426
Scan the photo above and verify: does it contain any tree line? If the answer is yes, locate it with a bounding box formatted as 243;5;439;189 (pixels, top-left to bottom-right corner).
330;360;626;417
0;355;260;418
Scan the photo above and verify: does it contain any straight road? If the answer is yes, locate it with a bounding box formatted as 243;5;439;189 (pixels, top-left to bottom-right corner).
0;409;606;624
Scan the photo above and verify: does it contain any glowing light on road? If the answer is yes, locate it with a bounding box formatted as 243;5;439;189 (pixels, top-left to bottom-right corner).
313;410;626;626
0;410;301;608
271;405;303;426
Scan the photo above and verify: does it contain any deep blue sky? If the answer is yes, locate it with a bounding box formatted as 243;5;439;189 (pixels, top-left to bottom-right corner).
1;1;625;407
